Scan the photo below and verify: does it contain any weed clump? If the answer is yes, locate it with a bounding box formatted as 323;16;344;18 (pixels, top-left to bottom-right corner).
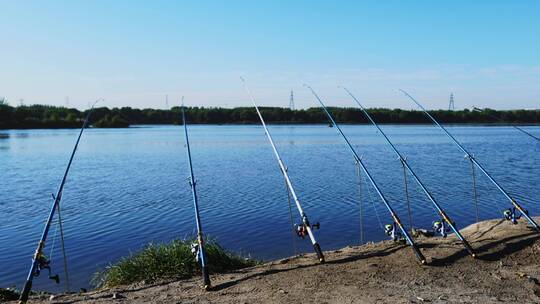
93;239;258;288
0;287;20;301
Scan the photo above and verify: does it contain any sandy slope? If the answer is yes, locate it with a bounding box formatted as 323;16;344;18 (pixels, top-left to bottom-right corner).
18;217;540;304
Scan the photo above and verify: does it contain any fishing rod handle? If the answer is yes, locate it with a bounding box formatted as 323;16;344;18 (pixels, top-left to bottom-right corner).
410;245;427;265
461;238;476;258
202;265;211;290
313;243;325;263
18;279;32;303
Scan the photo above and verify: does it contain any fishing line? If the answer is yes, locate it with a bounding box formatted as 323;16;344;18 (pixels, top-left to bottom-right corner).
473;107;540;142
284;175;297;256
56;203;70;293
307;85;425;264
355;162;364;244
362;171;384;231
19;99;100;303
242;78;325;263
48;216;59;260
469;159;480;223
401;161;414;233
402;90;540;232
343;87;476;257
181;101;211;290
405;164;440;219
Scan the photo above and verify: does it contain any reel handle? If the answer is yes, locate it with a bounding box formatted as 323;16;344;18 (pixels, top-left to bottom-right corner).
49;274;60;284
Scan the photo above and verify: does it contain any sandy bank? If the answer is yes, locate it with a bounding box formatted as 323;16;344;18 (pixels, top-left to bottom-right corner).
17;217;540;304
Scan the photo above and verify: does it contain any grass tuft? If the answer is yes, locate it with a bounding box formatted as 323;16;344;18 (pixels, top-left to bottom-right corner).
0;287;20;301
92;239;259;288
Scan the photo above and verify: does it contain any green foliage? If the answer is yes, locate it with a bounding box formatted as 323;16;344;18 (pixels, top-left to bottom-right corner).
93;114;129;128
0;103;539;129
0;287;19;301
92;239;259;288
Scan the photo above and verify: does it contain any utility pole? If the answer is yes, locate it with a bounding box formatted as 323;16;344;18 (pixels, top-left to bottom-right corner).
289;90;295;110
448;93;455;111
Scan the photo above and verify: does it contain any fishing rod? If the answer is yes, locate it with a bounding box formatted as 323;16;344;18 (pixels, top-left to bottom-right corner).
305;85;426;264
401;90;540;231
241;78;324;263
19;100;100;304
472;107;540;142
181;99;211;290
341;87;476;258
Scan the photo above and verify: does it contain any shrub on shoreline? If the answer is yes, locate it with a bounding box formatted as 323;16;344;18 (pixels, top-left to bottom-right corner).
0;287;20;301
92;239;259;288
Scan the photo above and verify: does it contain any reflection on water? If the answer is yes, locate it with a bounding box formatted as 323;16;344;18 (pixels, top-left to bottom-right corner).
0;125;539;292
0;133;9;150
15;133;29;138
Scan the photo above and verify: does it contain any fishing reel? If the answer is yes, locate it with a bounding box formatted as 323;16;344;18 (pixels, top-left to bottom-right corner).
384;223;403;241
433;220;452;238
295;221;320;239
34;254;60;284
503;207;525;225
190;243;200;262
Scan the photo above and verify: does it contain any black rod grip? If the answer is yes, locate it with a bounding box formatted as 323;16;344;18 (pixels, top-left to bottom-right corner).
18;280;32;303
462;239;476;258
313;243;325;263
201;266;211;290
411;245;427;265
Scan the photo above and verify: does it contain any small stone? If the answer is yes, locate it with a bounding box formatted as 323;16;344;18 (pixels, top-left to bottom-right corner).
112;293;125;299
368;263;378;268
278;289;287;294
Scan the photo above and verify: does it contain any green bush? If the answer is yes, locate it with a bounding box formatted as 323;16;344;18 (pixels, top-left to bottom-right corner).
1;103;539;129
92;239;258;288
0;287;20;301
93;114;129;128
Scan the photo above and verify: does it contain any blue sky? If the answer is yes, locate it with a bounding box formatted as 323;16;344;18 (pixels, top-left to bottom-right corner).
1;1;539;110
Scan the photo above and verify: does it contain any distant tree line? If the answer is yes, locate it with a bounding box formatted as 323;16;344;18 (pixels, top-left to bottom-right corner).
0;99;539;129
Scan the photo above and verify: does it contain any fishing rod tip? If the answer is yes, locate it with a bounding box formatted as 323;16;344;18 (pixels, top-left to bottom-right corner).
91;98;101;108
398;89;411;97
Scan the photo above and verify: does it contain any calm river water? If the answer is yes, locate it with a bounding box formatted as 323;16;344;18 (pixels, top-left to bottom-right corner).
1;124;538;291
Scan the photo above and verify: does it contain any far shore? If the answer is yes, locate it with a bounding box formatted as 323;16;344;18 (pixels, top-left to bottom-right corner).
1;121;540;131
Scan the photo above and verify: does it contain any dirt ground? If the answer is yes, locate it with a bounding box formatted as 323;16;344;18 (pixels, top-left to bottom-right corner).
18;217;540;304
